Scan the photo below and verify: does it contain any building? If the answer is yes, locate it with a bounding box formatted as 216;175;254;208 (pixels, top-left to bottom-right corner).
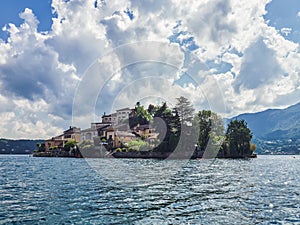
101;113;117;124
80;128;98;142
98;123;136;148
80;123;111;142
45;126;81;151
101;108;132;125
115;131;137;147
63;126;81;142
116;107;132;124
45;134;64;151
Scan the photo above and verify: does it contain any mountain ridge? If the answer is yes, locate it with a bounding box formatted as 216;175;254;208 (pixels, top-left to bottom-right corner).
0;139;44;154
232;102;300;140
230;102;300;154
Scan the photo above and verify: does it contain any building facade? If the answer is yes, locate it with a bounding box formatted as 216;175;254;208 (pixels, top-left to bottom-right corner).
45;126;81;151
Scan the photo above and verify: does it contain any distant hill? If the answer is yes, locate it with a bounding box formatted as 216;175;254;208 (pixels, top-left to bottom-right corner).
0;139;44;154
230;102;300;154
233;102;300;140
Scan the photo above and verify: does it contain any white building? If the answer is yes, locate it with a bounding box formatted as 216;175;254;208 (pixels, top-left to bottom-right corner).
80;122;111;142
101;108;132;125
116;107;132;124
101;113;117;124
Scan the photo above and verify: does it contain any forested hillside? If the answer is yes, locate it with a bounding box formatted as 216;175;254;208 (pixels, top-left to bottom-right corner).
0;139;44;154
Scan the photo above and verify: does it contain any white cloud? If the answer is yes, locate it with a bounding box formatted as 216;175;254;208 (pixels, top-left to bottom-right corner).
0;0;300;138
280;27;292;36
233;38;283;92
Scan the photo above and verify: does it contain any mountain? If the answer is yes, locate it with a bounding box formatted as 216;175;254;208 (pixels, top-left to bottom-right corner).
233;102;300;140
0;139;44;154
230;102;300;154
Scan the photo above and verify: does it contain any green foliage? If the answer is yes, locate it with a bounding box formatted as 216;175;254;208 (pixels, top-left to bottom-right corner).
127;101;183;153
64;140;77;151
168;133;180;152
129;102;152;128
78;140;94;151
174;96;195;125
154;141;169;152
152;102;182;152
225;119;252;157
141;134;147;140
36;143;46;152
126;139;149;151
194;110;225;152
49;146;59;151
115;148;122;152
0;139;46;154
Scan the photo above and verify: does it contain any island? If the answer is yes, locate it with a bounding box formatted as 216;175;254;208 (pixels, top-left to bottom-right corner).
33;96;257;159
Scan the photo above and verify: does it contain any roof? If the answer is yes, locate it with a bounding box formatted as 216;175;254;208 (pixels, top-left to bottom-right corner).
105;126;115;132
91;122;104;125
116;107;131;112
135;124;150;131
114;124;130;131
95;123;111;128
102;113;117;118
97;124;111;131
116;131;136;137
81;128;96;133
63;126;80;134
99;124;131;132
46;134;64;141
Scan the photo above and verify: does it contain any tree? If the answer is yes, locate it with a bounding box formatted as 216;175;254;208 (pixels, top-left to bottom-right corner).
78;140;95;151
225;120;252;158
36;143;45;152
150;102;181;152
147;104;156;116
195;110;225;152
64;140;77;151
174;96;195;125
129;102;152;128
250;143;256;154
170;97;197;156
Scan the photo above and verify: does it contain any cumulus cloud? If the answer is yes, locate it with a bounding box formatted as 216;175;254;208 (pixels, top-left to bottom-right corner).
0;0;300;138
280;27;292;36
0;9;77;103
233;38;283;92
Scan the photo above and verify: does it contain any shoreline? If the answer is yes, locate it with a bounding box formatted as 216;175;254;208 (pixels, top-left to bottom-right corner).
33;149;257;159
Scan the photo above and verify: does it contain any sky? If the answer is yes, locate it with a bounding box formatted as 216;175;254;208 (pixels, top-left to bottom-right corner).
0;0;300;139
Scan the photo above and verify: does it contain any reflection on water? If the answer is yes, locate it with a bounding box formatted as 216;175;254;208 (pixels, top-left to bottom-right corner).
0;155;299;224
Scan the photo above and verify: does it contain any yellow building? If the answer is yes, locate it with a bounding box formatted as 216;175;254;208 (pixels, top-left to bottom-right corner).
45;126;81;151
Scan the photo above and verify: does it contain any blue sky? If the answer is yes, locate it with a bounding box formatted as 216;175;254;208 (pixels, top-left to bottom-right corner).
0;0;53;40
0;0;300;139
264;0;300;43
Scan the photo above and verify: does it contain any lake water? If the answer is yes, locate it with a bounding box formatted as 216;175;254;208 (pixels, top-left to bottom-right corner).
0;155;299;224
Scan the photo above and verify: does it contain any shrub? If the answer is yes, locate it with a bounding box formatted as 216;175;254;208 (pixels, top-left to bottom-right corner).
126;139;149;151
116;148;122;152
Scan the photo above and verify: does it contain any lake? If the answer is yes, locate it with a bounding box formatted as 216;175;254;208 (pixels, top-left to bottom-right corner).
0;155;299;224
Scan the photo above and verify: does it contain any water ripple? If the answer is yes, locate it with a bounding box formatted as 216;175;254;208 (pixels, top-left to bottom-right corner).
0;155;299;224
